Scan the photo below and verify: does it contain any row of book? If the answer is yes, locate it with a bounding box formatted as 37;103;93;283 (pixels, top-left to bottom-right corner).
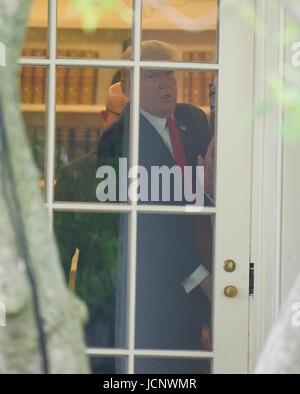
20;48;99;105
26;126;102;174
182;51;215;108
21;47;214;107
21;49;47;104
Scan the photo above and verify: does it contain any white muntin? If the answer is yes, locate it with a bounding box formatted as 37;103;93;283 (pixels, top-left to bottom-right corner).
96;158;204;206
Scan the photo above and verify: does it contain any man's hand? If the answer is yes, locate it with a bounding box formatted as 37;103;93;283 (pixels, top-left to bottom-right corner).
197;138;215;196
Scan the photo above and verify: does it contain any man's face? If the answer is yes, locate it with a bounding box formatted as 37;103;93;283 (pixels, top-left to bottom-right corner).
140;69;177;118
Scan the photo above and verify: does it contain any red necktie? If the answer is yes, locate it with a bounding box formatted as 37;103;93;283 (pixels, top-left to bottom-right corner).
167;117;212;271
166;117;187;173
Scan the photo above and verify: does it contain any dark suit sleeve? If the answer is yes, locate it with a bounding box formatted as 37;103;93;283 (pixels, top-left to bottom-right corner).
97;129;115;158
97;121;128;204
97;119;125;161
190;104;212;156
54;164;72;202
198;108;214;207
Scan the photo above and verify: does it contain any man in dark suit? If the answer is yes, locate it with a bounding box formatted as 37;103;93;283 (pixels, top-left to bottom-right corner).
97;40;214;373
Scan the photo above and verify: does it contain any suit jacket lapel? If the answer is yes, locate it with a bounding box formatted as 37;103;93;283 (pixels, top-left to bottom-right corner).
125;105;198;168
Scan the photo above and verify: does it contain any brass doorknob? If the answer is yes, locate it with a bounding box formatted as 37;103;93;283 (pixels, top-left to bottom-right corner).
224;285;238;298
223;259;236;272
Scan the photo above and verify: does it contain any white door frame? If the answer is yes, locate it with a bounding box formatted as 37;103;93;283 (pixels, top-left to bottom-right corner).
213;0;254;373
19;0;288;374
249;0;286;373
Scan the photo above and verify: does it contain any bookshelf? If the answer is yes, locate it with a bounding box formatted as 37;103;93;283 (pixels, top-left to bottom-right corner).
21;0;217;197
21;104;210;117
22;0;216;172
22;0;218;113
21;104;105;113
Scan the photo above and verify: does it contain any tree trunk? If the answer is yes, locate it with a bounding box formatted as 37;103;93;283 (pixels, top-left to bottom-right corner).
0;0;90;373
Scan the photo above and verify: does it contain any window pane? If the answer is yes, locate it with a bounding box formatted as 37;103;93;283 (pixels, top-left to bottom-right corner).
94;67;217;206
22;0;48;57
53;212;128;349
89;356;127;374
94;47;216;353
181;68;216;127
20;66;47;196
134;357;211;374
54;67;129;202
135;213;213;351
57;0;133;60
141;0;218;62
137;67;216;205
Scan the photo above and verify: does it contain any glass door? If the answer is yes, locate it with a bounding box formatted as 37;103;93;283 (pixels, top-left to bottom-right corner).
20;0;254;374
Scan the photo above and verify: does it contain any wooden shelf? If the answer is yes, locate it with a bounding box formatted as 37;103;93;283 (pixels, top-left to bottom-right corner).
21;104;105;113
22;104;210;115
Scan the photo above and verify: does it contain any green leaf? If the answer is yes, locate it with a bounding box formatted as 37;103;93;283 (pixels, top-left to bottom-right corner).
67;0;132;32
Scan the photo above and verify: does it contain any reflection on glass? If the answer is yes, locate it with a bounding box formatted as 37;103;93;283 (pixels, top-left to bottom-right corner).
94;42;215;357
20;66;47;195
89;356;127;374
141;0;218;62
22;0;48;57
54;67;129;202
56;57;99;105
181;69;217;135
136;213;213;351
121;43;217;204
135;67;216;204
53;212;127;349
57;0;133;60
135;357;211;374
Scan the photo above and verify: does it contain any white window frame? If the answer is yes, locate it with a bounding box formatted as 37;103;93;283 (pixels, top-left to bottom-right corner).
248;0;286;373
19;0;259;374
